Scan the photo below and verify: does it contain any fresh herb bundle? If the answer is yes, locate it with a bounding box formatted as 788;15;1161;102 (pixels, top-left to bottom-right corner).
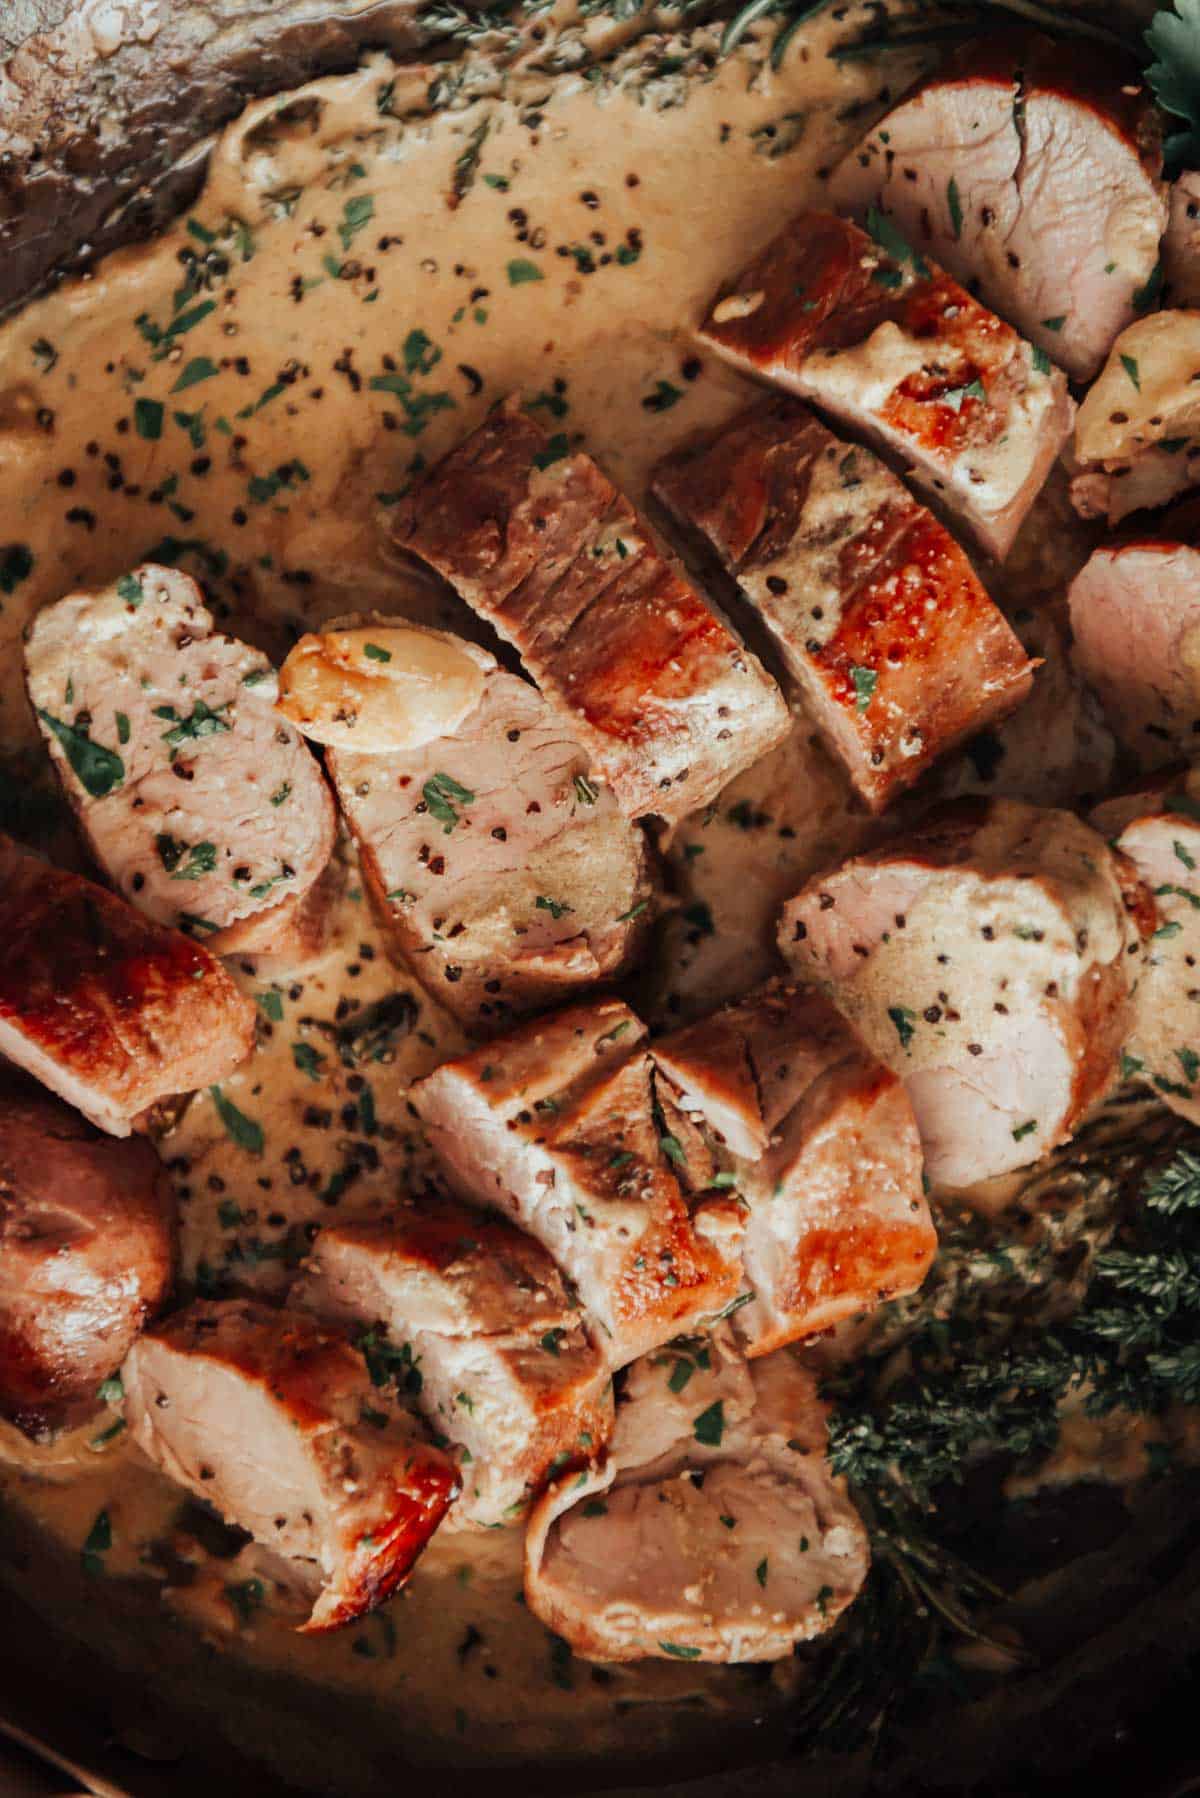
797;1115;1200;1754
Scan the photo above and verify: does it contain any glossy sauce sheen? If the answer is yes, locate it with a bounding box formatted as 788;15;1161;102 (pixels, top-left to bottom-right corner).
0;7;928;1766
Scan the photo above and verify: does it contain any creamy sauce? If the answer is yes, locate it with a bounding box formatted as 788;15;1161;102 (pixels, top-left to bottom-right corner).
0;4;922;1770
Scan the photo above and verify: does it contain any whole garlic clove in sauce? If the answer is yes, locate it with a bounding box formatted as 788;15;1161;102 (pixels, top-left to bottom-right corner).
277;620;491;754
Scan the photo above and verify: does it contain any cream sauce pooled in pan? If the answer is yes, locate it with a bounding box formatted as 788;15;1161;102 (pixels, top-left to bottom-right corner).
0;4;1104;1775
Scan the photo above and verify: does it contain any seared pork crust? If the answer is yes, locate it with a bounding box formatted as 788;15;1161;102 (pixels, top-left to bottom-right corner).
779;798;1153;1187
24;565;336;954
524;1328;868;1662
389;399;789;825
123;1298;459;1631
0;1073;174;1439
412;1000;746;1366
832;30;1165;382
299;1197;613;1526
0;834;256;1136
329;649;650;1034
698;210;1073;561
654;979;934;1352
652;397;1033;811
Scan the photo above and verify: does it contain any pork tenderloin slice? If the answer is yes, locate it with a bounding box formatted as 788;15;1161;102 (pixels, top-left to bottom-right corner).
390;399;790;826
651;398;1034;812
297;1203;612;1527
411;1001;746;1366
524;1327;868;1662
697;211;1073;563
299;1198;583;1338
1071;312;1200;525
1068;538;1200;768
1164;171;1200;307
0;834;256;1135
831;30;1165;383
654;980;933;1354
327;646;649;1035
23;565;336;955
122;1298;459;1631
778;799;1151;1187
1093;769;1200;1124
0;1073;174;1439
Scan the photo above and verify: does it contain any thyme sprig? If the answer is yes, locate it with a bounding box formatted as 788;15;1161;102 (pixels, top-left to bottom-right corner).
797;1121;1200;1755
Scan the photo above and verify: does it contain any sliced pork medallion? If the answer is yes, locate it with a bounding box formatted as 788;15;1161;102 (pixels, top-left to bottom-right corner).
831;31;1165;383
1068;532;1200;767
778;799;1151;1188
389;398;790;826
122;1298;459;1631
24;564;336;953
524;1325;868;1662
1164;171;1200;306
697;210;1073;562
653;980;933;1354
411;1000;746;1366
0;1074;174;1439
651;398;1033;811
298;1198;613;1526
1072;313;1200;524
282;621;650;1034
1093;770;1200;1124
0;834;255;1136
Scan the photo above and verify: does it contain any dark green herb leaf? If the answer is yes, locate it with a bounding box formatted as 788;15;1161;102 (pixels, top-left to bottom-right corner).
693;1399;725;1447
37;710;124;798
210;1086;264;1154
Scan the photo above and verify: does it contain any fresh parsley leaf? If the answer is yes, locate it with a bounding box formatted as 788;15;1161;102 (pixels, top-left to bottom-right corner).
888;1005;916;1050
850;663;877;712
946;176;963;240
693;1400;725;1447
507;258;544;286
423;771;475;833
1121;353;1142;391
210;1086;264;1154
37;709;124;798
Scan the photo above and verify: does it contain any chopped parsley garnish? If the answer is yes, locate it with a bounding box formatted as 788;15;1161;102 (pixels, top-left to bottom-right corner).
133;397;164;440
849;663;877;713
1031;345;1052;375
116;573;144;606
172;356;218;394
423;770;475;833
224;1578;266;1628
536;895;572;920
1120;353;1142;391
692;1399;725;1447
159;699;231;748
363;641;392;663
209;1086;265;1154
942;377;986;413
573;772;599;805
533;432;570;470
292;1041;326;1081
507;258;544;285
37;710;124;798
643;379;683;412
1133;260;1164;313
1041;315;1066;332
541;1329;566;1357
0;544;34;594
946;176;963;240
659;1132;687;1169
82;1509;112;1576
170;840;217;881
1011;1118;1038;1142
270;781;292;807
659;1641;702;1659
337;193;375;252
755;1557;769;1588
888;1006;916;1050
402;329;441;376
